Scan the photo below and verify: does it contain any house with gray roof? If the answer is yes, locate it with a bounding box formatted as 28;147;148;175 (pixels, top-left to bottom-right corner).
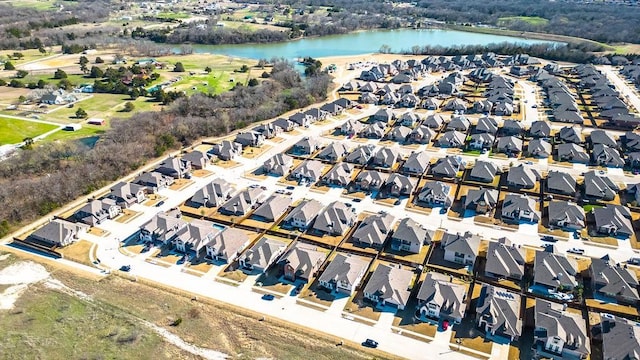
529;121;552;138
399;112;420;127
238;236;287;274
401;152;430;175
312;201;357;236
139;209;187;244
253;122;282;139
290;159;325;183
546;171;576;196
416;272;468;323
594;205;634;238
424;114;445;129
360;121;387;139
304;108;328;122
527;139;552;158
534;248;579;291
272;118;296;132
318;253;370;295
387;125;412;143
359;92;378;104
284;199;323;230
591;256;639;305
589;130;618;148
556;143;589;163
210;140;242;161
263;153;294;176
322;162;354;187
156;156;192;179
501;194;539;222
476;116;498;134
341;119;365;136
592;144;625;168
476;284;522;342
290;137;321;155
372;147;400;168
205;227;251;263
345;144;377;165
469;160;500;183
598;315;640;360
501;120;524;136
465;188;498;214
279;242;326;283
447;116;470;132
548;201;585;230
507;164;540;189
468;133;495;150
133;171;174;193
437;130;466;148
190;178;233;208
431;156;462;178
474;100;493;114
408;125;435;144
107;182;146;208
355;170;387;192
235;131;264;148
182;150;211;170
583;170;619;201
363;264;413;310
289;112;312;127
417;181;453;208
390;217;433;254
350;212;395;250
371;108;395;123
534;299;590;360
485;237;525;281
496;136;523;156
219;187;265;216
29;219;89;247
252;195;292;222
316;142;349;162
174;219;218;255
558;126;583;144
74;199;121;226
444;98;468;112
624;131;640;151
383;173;416;197
442;231;481;266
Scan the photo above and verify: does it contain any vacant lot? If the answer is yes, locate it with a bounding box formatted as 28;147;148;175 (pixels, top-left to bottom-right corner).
0;116;58;144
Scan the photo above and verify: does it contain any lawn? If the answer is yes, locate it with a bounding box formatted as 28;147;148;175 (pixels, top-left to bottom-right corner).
498;15;549;26
44;94;129;123
0;116;58;145
57;240;94;266
44;125;105;143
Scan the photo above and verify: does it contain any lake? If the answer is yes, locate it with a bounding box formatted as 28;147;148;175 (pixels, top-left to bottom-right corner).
191;28;559;60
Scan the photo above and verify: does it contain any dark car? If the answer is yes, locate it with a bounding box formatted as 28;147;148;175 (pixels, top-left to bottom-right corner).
120;265;131;272
261;294;275;301
155;200;165;207
286;186;296;190
362;339;378;348
352;198;362;203
541;235;557;242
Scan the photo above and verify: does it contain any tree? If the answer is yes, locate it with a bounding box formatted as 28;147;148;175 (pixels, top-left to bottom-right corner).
9;79;24;88
12;52;23;60
95;56;104;64
89;66;104;78
379;44;392;54
15;70;28;78
53;69;67;79
0;79;6;86
261;71;270;78
75;108;88;118
79;56;89;66
129;88;140;100
238;64;249;73
123;102;135;112
204;66;212;73
4;61;15;70
37;79;47;88
248;78;259;87
173;62;185;72
38;47;46;55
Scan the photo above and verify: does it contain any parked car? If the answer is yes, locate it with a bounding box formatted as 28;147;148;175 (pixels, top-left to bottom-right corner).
532;104;538;108
628;257;640;265
155;200;165;207
352;198;362;203
261;294;275;301
541;236;557;242
362;339;378;348
567;248;585;255
120;265;131;272
286;186;295;190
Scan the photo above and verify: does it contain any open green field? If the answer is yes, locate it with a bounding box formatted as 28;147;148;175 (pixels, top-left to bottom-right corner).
155;11;190;20
0;0;57;10
45;94;129;123
0;116;58;144
45;125;106;143
497;16;549;26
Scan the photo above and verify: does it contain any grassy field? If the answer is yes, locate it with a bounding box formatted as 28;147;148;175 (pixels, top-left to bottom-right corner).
0;116;58;144
0;0;57;10
44;94;129;123
497;16;549;26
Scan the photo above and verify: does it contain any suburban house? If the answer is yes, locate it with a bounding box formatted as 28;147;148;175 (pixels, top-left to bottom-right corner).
469;161;500;183
447;116;471;132
263;153;294;176
534;247;579;291
279;242;327;283
345;144;377;165
597;315;640;360
476;116;498;134
311;201;357;236
238;236;287;274
390;217;433;254
251;195;292;223
583;171;619;201
401;151;430;175
318;253;370;295
107;182;147;208
272;118;296;132
548;201;585;230
545;171;576;196
501;194;539;223
74;199;121;226
29;219;89;247
593;205;634;238
387;126;411;143
289;112;312;127
290;160;325;184
399;112;420;127
501;120;524;136
290;137;321;155
253;123;282;139
592;144;625;168
590;255;639;305
219;187;265;216
283;199;324;230
210;140;242;161
383;173;415;197
527;139;552;158
424;114;445;129
408;125;436;144
205;227;251;263
363;264;413;310
341;119;365;136
156;156;191;179
589;129;618;148
431;156;462;178
139;209;187;244
557;126;583;144
529;121;552;138
496;136;523;156
371;108;395;123
507;164;540;189
182;150;211;170
534;299;590;360
484;237;525;281
464;188;498;214
173;219;217;255
372;147;400;168
437;130;466;148
417;181;453;208
476;284;522;342
350;212;396;250
133;171;174;193
557;143;590;163
316;142;350;162
468;133;495;150
441;231;481;266
355;170;387;192
360;122;387;139
322;162;354;187
416;272;468;323
190;178;233;208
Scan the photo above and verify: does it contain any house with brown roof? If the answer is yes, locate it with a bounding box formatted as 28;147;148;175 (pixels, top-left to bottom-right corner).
318;253;370;295
363;264;413;310
416;272;468;323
